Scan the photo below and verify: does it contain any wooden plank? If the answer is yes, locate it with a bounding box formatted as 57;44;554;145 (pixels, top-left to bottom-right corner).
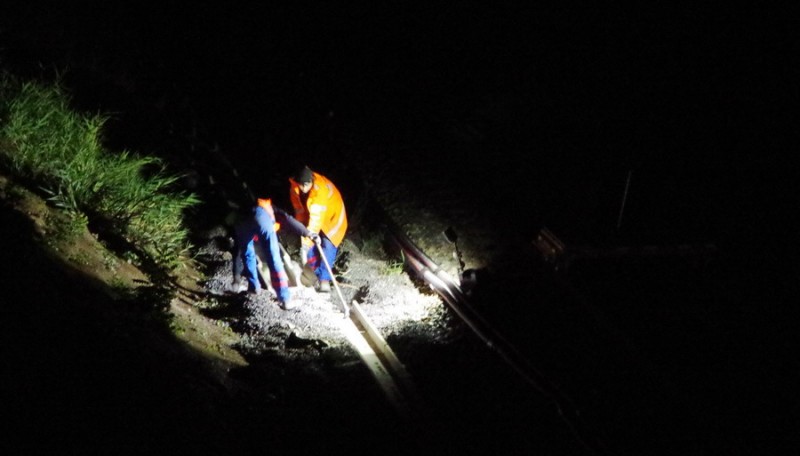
337;316;413;420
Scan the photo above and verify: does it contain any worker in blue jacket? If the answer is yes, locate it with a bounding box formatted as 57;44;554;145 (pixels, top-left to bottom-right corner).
232;198;296;310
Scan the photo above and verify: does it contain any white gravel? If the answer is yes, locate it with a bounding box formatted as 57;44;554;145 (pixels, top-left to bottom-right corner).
197;234;453;362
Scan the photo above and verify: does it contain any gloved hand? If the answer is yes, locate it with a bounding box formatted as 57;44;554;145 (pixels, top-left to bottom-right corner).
306;231;320;244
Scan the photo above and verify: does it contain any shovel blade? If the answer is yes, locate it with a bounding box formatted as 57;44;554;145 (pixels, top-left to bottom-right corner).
283;253;302;287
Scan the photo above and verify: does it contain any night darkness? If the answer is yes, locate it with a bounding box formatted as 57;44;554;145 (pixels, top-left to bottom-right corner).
2;3;797;454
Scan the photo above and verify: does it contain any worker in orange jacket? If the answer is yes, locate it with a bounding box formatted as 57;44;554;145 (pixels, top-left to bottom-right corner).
289;165;348;292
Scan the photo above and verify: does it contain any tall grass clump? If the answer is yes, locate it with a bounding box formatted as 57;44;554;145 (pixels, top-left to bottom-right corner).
0;72;199;270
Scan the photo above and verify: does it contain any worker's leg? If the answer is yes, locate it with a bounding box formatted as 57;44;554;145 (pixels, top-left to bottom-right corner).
242;241;261;293
307;236;338;282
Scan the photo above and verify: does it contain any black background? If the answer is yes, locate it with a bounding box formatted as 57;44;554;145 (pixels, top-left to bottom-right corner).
2;4;794;240
2;3;797;454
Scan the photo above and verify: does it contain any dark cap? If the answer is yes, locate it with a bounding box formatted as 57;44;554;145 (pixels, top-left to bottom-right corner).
295;165;313;184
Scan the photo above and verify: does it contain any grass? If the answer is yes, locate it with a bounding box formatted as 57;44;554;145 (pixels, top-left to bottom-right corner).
44;208;89;244
382;251;406;275
0;71;199;271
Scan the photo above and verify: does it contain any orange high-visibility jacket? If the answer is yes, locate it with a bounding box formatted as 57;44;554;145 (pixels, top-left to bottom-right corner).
257;198;281;233
289;171;347;247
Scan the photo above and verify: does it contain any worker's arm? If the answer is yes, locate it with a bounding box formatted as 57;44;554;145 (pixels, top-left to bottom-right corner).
274;206;314;238
289;186;308;224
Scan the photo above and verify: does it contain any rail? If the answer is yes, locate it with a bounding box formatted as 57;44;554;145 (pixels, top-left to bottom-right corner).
381;214;610;455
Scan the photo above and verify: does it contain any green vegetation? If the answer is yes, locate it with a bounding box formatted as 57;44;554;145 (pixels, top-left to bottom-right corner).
0;72;199;270
44;207;89;244
382;251;406;275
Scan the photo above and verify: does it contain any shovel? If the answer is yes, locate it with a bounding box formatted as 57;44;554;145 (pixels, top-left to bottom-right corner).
254;242;301;290
278;243;301;287
314;238;350;318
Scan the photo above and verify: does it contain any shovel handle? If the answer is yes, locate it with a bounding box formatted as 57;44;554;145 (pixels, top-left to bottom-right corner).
315;238;350;318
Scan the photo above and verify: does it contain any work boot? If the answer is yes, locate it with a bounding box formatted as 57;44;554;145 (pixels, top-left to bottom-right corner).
230;278;247;294
280;299;298;311
317;280;331;293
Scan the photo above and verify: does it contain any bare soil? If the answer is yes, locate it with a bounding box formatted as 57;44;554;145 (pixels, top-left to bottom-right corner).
0;171;483;455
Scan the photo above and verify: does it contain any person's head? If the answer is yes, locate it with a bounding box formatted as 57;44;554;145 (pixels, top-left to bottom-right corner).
294;165;314;194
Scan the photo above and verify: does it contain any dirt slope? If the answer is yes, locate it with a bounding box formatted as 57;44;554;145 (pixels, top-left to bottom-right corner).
0;171;456;455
